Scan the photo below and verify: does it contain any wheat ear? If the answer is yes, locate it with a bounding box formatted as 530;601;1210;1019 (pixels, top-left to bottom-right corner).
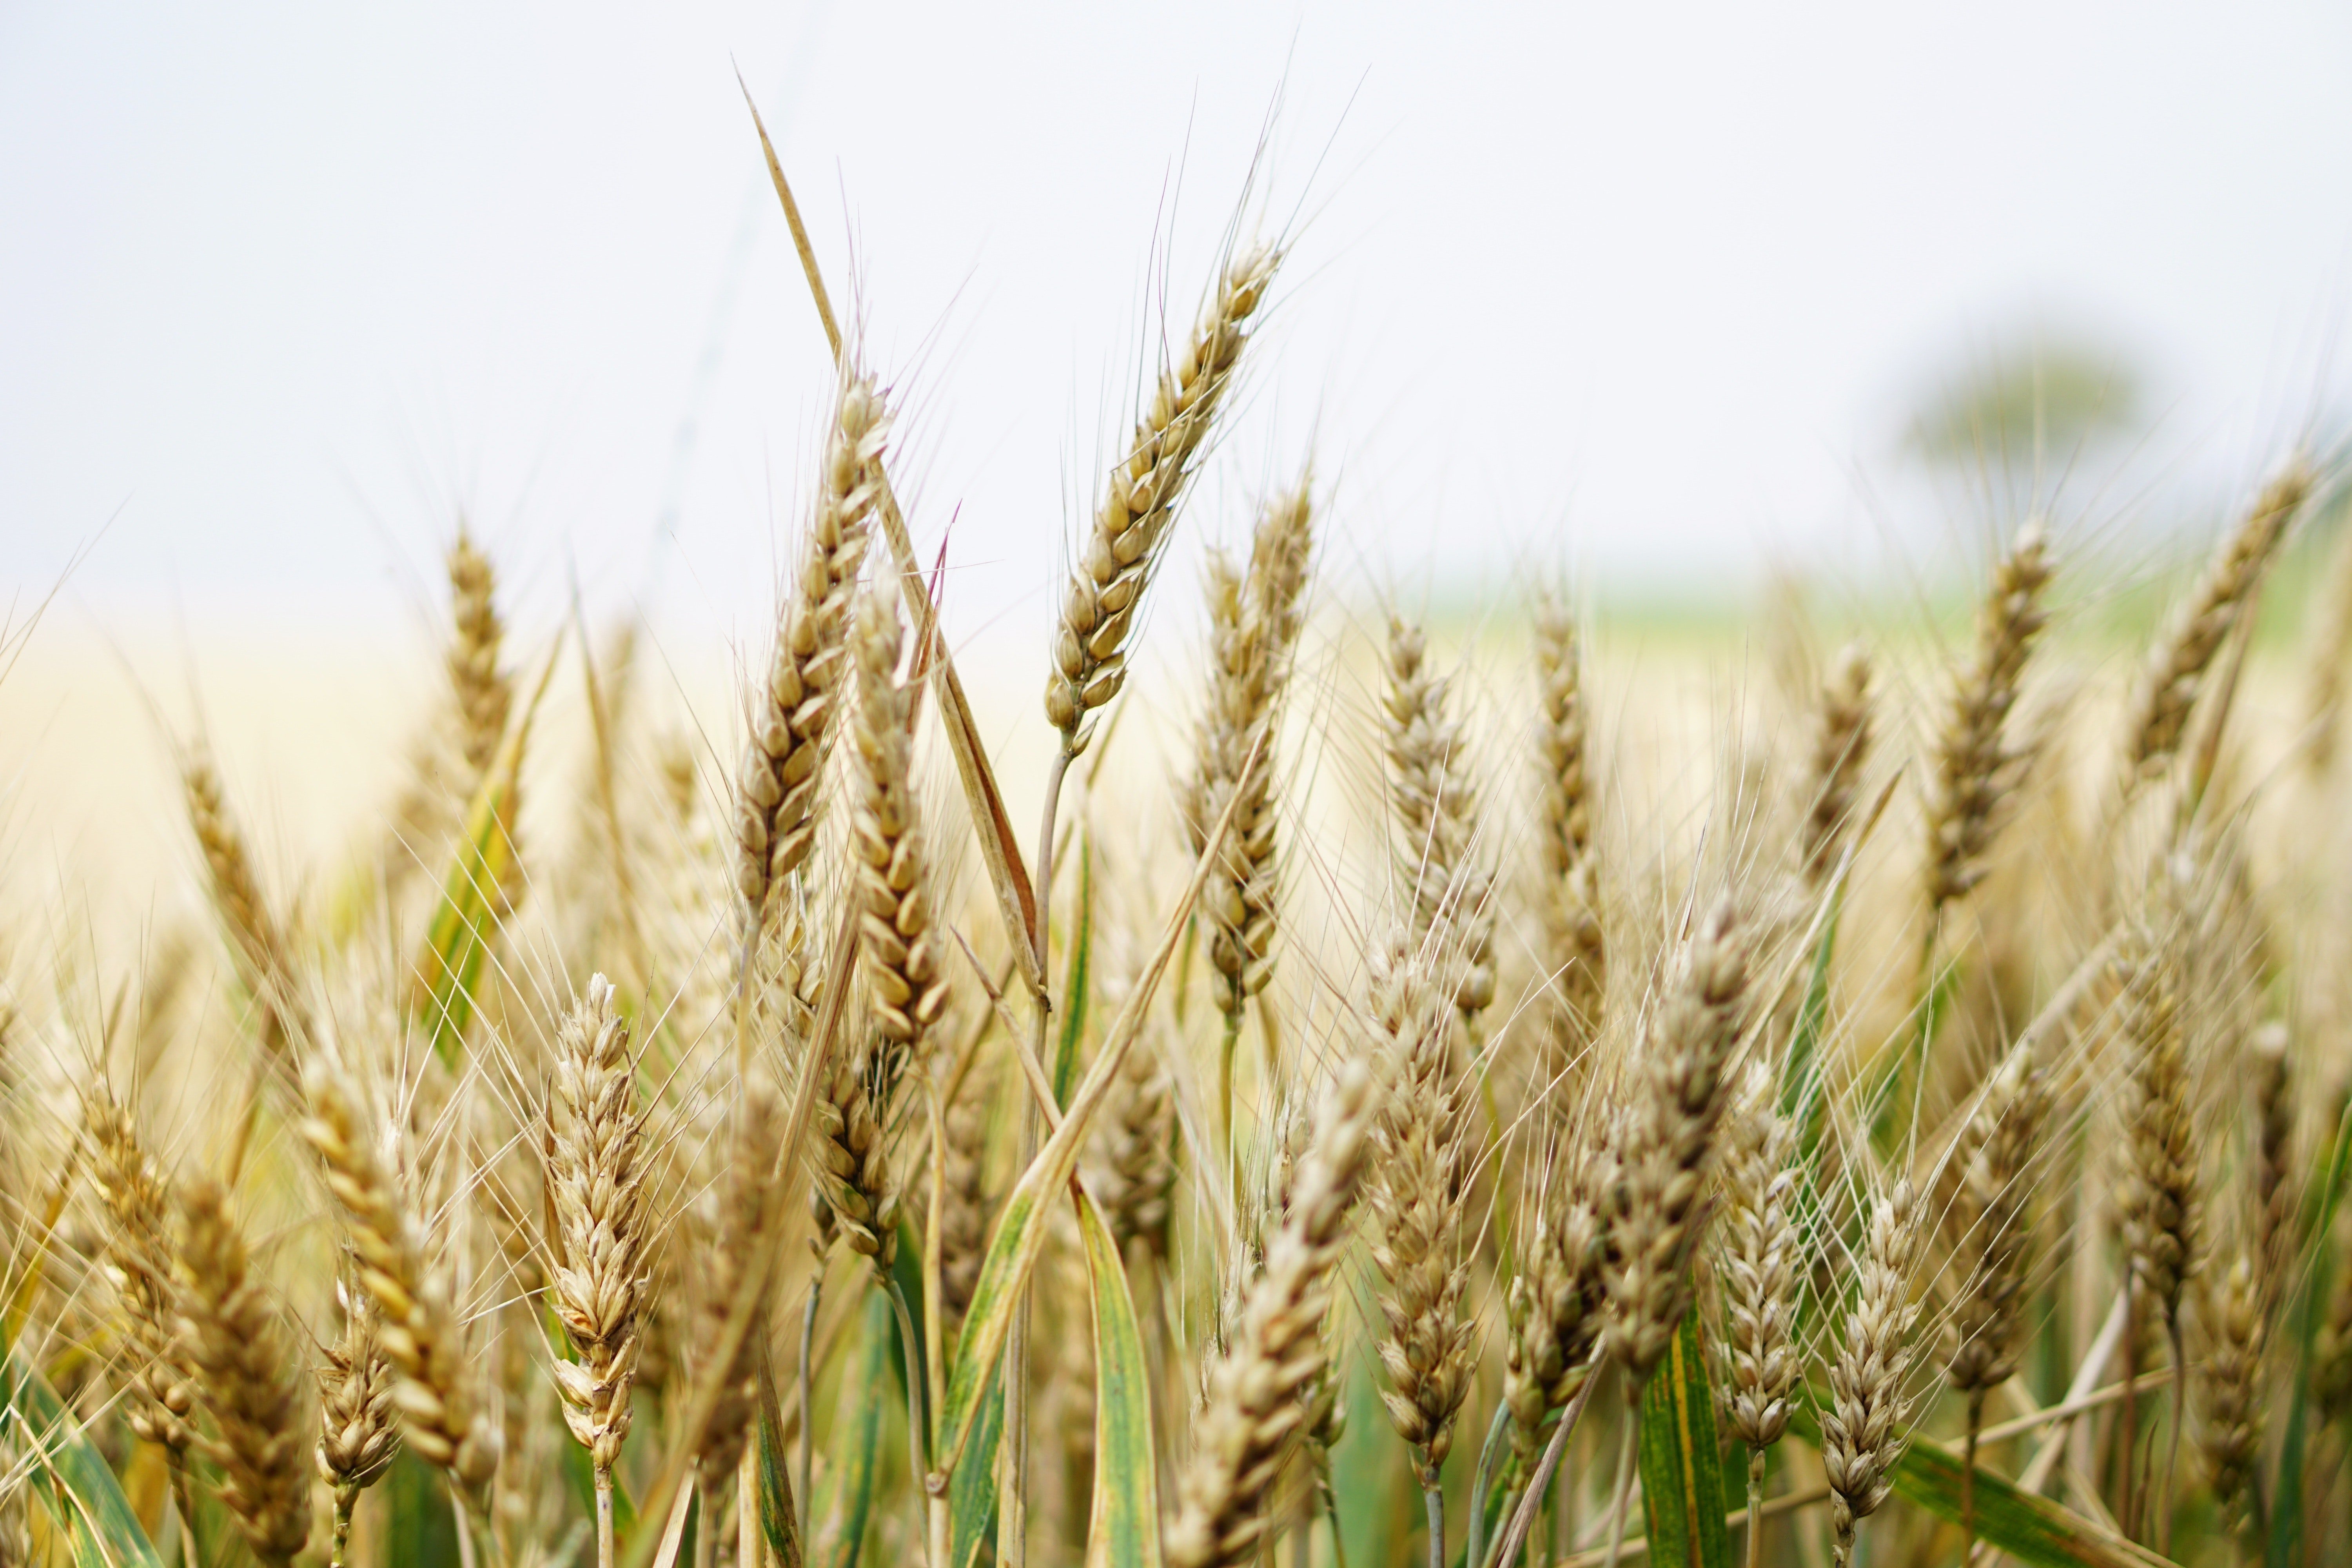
1926;524;2054;915
1385;616;1497;1019
695;1070;785;1491
1715;1062;1801;1568
175;1177;311;1567
1502;1139;1607;1483
1363;933;1481;1506
181;752;302;1058
1533;592;1604;1082
316;1270;399;1566
542;975;650;1564
85;1090;196;1457
1943;1039;2048;1555
1602;896;1753;1384
1822;1178;1922;1568
1191;475;1316;1027
1165;1058;1378;1568
2121;461;2311;788
2197;1252;2263;1543
446;528;511;783
299;1064;501;1510
1047;244;1281;757
733;368;889;923
1798;641;1873;888
2112;909;2199;1550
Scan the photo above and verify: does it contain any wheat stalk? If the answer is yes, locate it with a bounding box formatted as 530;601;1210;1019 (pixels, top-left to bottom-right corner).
1165;1057;1378;1568
175;1177;311;1567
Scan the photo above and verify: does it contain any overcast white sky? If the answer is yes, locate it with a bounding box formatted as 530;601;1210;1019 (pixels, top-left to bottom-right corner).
7;1;2352;650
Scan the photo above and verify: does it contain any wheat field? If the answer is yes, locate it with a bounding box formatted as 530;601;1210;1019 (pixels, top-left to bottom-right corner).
6;122;2352;1568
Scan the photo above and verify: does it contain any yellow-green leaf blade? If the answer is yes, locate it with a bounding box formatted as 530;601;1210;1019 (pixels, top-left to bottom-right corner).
1077;1191;1160;1568
935;773;1249;1473
1637;1308;1728;1568
4;1345;166;1568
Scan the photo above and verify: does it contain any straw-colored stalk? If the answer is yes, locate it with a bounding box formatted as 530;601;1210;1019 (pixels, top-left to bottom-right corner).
543;975;651;1568
1822;1179;1922;1568
1532;594;1604;1086
175;1178;311;1568
1165;1058;1378;1568
2121;461;2311;788
1046;245;1281;759
1798;642;1873;888
733;368;889;924
1384;616;1496;1020
299;1065;501;1513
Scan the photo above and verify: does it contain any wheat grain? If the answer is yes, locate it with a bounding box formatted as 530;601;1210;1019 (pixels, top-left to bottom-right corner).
1503;1138;1607;1481
316;1270;399;1564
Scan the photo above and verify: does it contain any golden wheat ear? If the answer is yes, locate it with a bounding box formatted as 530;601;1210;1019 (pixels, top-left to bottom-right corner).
1821;1176;1923;1568
175;1177;312;1568
1048;245;1282;759
1165;1057;1378;1568
1532;591;1604;1097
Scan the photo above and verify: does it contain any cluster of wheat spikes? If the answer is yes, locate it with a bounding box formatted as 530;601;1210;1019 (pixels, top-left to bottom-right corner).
10;115;2352;1568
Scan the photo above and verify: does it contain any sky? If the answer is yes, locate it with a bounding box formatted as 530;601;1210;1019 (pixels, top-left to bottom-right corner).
6;1;2352;655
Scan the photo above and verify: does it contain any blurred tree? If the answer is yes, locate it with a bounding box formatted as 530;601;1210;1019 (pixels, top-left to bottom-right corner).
1905;340;2142;465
